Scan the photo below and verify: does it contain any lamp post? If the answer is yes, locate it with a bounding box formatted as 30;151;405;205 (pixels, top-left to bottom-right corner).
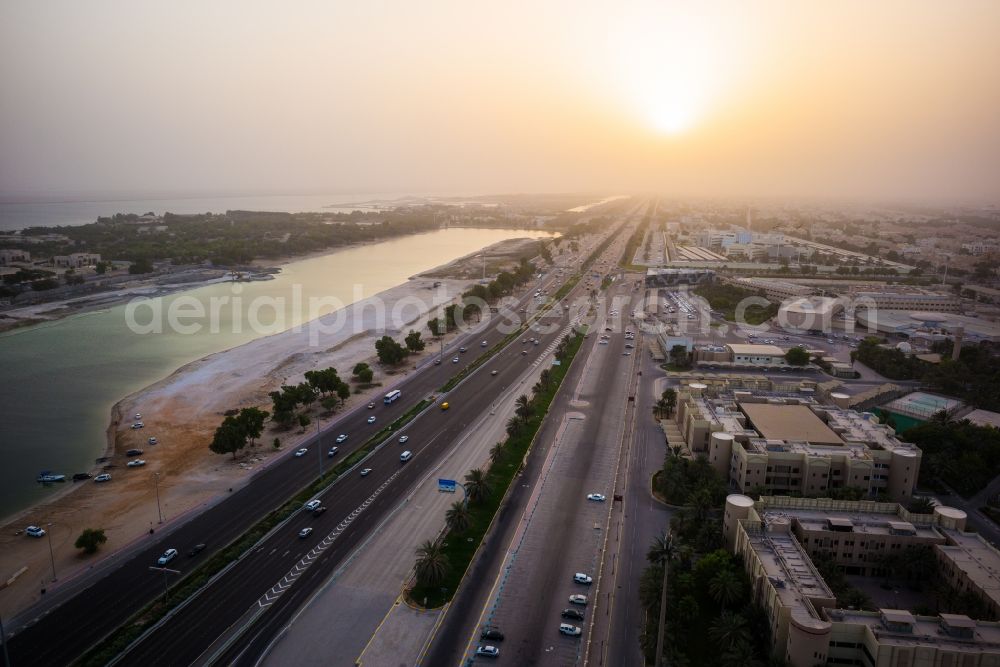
149;565;180;605
317;417;323;478
153;472;163;524
46;522;57;582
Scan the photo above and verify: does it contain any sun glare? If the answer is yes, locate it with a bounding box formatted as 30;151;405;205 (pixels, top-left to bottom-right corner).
609;4;736;136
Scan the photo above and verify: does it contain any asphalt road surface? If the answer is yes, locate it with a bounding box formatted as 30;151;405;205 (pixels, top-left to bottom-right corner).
4;257;576;667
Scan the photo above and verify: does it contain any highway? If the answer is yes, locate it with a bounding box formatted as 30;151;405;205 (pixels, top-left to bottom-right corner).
4;227;612;667
418;235;640;666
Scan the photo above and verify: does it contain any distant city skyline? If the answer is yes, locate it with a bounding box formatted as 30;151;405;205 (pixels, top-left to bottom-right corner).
2;1;999;203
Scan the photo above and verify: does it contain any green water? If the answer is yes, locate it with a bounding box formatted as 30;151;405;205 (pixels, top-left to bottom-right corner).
0;228;554;519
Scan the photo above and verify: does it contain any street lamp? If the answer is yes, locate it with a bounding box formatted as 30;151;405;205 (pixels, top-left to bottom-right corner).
153;472;163;524
46;522;57;582
148;565;180;605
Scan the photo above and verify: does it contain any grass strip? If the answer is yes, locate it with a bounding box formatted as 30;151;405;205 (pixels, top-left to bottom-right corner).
79;398;430;666
408;328;587;609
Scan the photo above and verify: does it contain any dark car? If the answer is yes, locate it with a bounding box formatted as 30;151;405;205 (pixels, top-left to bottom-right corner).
72;472;92;481
126;448;143;457
481;628;505;641
561;608;585;621
313;506;327;517
187;543;206;557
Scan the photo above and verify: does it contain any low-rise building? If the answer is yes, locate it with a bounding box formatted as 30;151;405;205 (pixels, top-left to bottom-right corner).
0;248;30;266
724;495;1000;667
53;253;101;268
674;390;922;501
778;296;844;331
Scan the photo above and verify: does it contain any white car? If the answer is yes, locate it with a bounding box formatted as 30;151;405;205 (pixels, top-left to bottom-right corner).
327;447;339;457
157;548;178;566
573;573;593;584
398;435;409;444
130;422;144;429
586;493;606;502
336;434;348;443
481;340;488;347
360;468;372;476
475;645;500;658
452;357;460;363
94;473;112;483
559;623;582;636
298;527;313;539
568;594;588;606
367;416;376;424
25;525;46;538
134;413;142;419
294;448;308;457
305;499;322;511
126;459;147;468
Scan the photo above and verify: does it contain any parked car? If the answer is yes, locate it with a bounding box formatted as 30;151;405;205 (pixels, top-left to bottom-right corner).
94;473;112;483
481;628;505;641
157;548;178;566
586;493;606;502
475;645;500;658
130;422;144;429
72;472;92;481
126;448;143;457
559;623;582;637
568;594;588;606
188;543;206;557
573;573;593;584
126;459;147;468
25;525;46;538
561;608;585;621
294;448;308;457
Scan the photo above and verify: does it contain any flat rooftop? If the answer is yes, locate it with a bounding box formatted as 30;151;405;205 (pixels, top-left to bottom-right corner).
964;409;1000;430
746;530;833;630
829;609;1000;650
740;402;844;445
763;507;943;540
938;529;1000;610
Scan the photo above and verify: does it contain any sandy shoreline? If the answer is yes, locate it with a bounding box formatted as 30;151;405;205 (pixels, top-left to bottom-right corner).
0;236;539;620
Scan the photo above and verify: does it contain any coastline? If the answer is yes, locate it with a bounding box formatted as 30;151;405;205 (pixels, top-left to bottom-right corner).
0;232;541;620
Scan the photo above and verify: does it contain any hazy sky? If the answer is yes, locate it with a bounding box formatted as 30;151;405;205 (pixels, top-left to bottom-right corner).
2;1;999;202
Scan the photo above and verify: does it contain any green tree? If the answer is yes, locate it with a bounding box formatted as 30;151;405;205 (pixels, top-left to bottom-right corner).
236;406;269;447
445;500;471;533
908;496;936;514
489;442;505;467
414;539;449;587
670;344;689;368
662;388;677;417
463;468;492;504
709;568;744;609
298;413;311;431
514;394;534;423
709;611;750;649
784;346;810;366
505;416;522;438
336;381;351;403
209;415;245;458
74;528;108;555
375;335;408;365
304;367;342;396
404;329;426;352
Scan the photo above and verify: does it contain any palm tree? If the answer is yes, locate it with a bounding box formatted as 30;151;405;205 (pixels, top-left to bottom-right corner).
709;610;750;649
414;539;449;587
505;416;522;438
721;637;762;667
662;389;677;418
648;531;676;667
445;501;471;533
514;394;534;423
489;442;505;467
653;399;668;419
538;369;552;387
688;487;715;523
709;568;743;610
464;468;492;504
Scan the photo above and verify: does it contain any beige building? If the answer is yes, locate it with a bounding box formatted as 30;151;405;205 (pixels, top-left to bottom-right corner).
725;495;1000;667
724;276;813;302
850;289;961;314
674;389;922;501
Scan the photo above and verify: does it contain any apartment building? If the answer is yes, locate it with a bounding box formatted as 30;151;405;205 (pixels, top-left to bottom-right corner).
674;390;921;501
0;248;30;266
53;252;101;268
724;495;1000;667
850;289;961;314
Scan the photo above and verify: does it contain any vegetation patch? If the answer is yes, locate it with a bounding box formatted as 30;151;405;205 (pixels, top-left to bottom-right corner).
693;283;778;325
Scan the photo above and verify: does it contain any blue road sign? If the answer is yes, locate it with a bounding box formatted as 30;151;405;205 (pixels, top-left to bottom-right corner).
438;478;457;493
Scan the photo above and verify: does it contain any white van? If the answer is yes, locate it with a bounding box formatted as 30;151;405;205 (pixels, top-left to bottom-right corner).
400;450;413;462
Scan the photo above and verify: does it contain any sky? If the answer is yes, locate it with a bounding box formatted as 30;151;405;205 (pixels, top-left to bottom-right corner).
2;0;999;203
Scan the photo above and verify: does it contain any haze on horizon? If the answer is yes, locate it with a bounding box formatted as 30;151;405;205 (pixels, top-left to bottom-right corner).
2;0;999;204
